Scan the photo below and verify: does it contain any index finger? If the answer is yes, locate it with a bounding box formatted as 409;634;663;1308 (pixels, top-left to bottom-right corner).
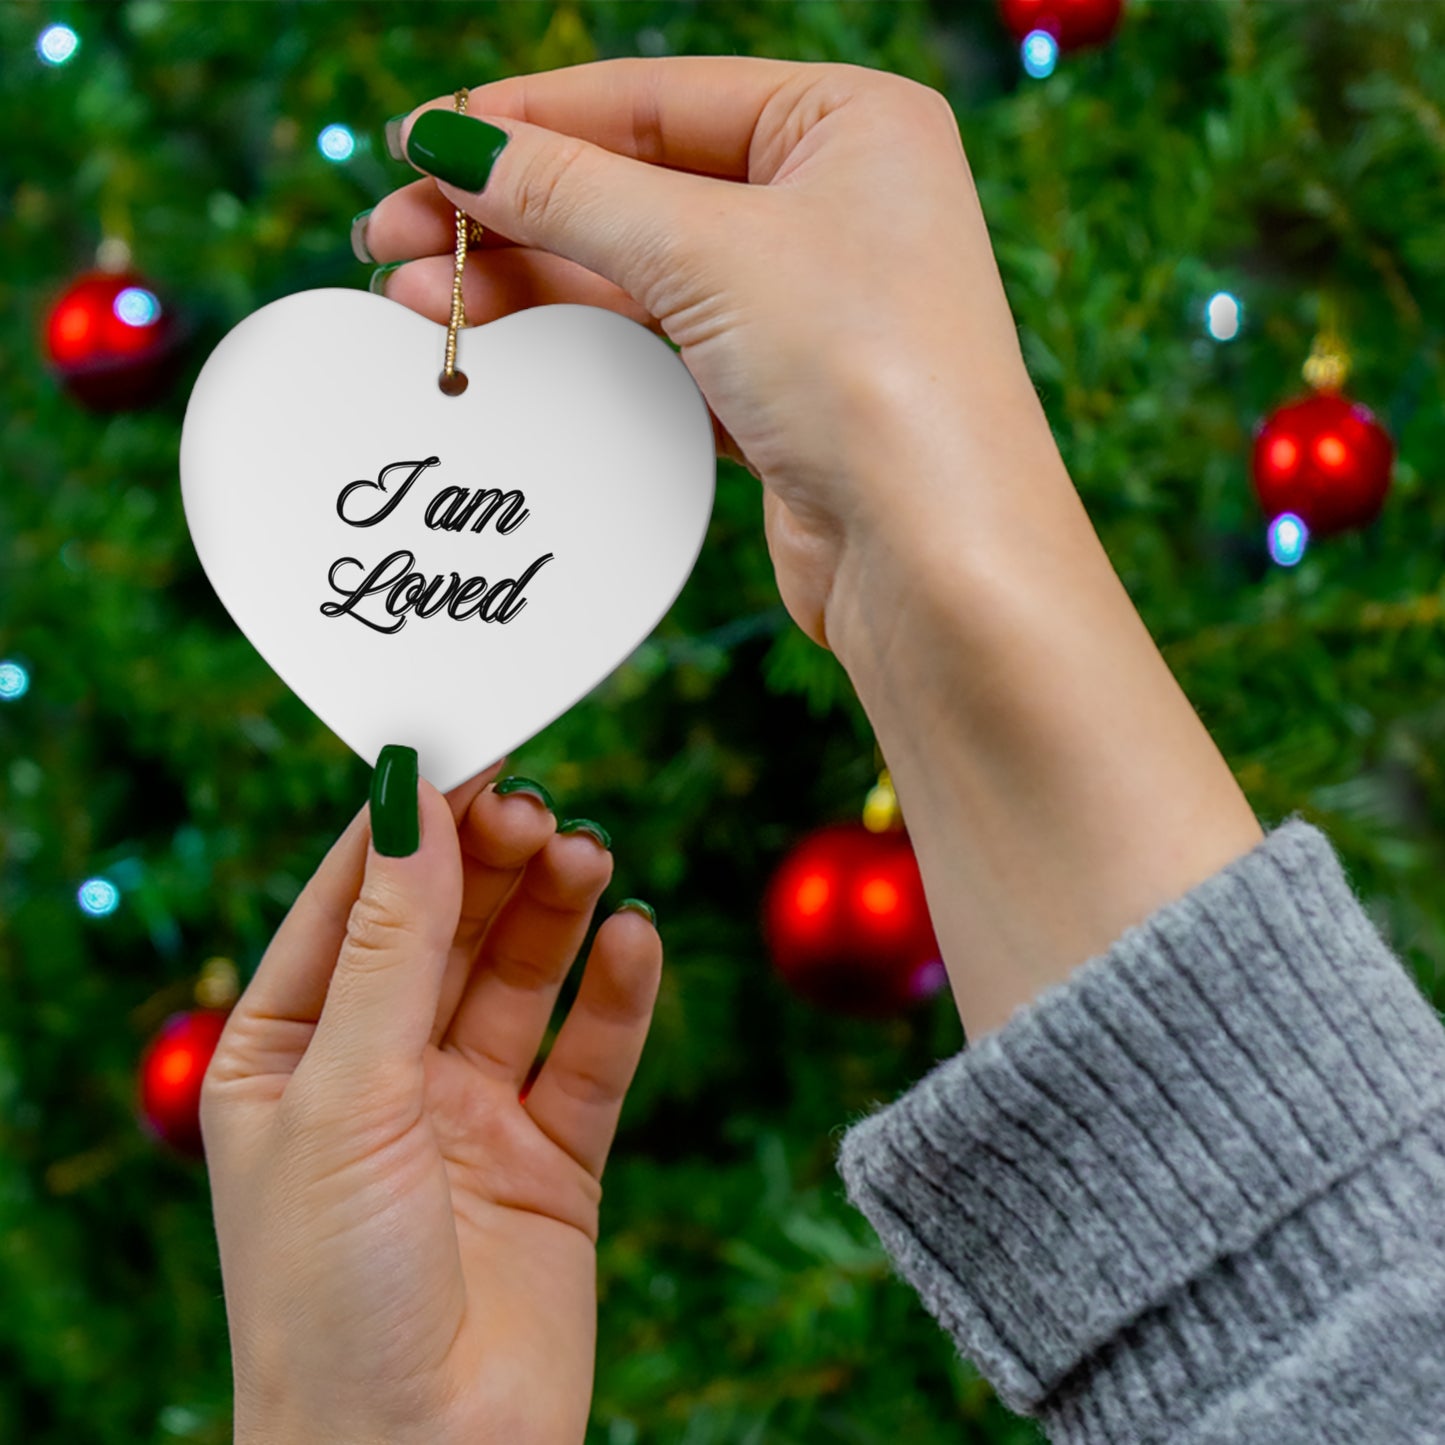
410;54;811;183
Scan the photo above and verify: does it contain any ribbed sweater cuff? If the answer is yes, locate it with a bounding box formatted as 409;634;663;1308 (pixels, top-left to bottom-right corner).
836;817;1445;1429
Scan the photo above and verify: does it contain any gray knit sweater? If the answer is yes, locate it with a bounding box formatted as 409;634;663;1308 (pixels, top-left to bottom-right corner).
836;817;1445;1443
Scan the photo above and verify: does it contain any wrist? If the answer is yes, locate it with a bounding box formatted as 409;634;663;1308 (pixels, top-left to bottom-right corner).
234;1412;432;1445
233;1386;437;1445
822;368;1081;684
823;405;1262;1038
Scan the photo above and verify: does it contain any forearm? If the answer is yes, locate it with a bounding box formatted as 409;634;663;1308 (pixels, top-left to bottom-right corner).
826;382;1262;1040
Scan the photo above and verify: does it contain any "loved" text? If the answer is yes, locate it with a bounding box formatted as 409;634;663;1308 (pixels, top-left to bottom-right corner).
319;456;554;633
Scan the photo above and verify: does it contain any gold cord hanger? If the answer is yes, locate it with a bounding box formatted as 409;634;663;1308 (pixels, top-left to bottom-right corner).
439;88;481;395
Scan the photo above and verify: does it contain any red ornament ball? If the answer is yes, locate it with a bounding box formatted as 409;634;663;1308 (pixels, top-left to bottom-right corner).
998;0;1124;49
763;822;945;1017
1251;392;1394;537
137;1009;230;1157
45;270;182;410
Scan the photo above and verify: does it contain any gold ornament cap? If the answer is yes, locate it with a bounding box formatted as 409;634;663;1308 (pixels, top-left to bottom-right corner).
1302;332;1350;393
95;236;133;273
1303;297;1350;392
863;768;902;833
194;956;240;1010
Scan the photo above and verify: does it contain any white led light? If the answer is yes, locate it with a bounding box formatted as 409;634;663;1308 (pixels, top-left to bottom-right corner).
0;660;29;700
38;24;79;66
114;287;161;327
1267;512;1308;567
318;124;356;162
1205;291;1243;342
78;877;121;917
1022;30;1059;80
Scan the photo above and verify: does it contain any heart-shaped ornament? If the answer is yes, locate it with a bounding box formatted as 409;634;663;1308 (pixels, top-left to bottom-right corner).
180;289;715;790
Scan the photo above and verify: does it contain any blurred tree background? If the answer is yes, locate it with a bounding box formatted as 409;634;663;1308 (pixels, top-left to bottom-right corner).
2;1;1444;1442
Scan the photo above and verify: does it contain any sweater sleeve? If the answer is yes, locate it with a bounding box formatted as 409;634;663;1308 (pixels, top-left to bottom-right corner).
835;817;1445;1444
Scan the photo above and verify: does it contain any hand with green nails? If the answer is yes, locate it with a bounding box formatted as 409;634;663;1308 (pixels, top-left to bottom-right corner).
356;59;1262;1057
353;56;1056;660
201;753;658;1445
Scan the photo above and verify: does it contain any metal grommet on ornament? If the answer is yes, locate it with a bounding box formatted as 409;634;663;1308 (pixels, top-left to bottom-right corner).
439;87;481;397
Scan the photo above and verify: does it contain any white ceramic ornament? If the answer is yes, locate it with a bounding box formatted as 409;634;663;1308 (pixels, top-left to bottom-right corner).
179;288;715;791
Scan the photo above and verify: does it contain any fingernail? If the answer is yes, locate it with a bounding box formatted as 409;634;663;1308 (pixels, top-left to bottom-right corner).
617;898;656;926
384;113;409;161
370;744;419;857
350;208;375;264
494;775;555;812
558;818;612;851
369;261;404;296
405;110;510;192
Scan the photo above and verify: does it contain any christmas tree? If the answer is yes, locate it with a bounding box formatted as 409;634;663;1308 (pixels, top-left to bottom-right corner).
3;3;1444;1441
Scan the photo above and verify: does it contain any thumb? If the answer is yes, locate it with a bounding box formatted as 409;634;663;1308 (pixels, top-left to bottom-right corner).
303;746;463;1088
397;105;733;314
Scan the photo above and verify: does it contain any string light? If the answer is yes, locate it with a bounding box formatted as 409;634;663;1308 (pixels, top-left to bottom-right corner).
0;660;29;701
1267;512;1309;567
77;877;121;917
317;124;356;162
113;286;161;328
1022;30;1059;79
37;24;79;66
1205;291;1243;341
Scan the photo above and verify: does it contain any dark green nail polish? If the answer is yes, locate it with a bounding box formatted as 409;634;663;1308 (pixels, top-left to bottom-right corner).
350;208;375;264
559;818;612;851
494;775;555;811
405;110;509;192
617;898;656;926
384;113;409;161
370;745;419;857
369;261;404;296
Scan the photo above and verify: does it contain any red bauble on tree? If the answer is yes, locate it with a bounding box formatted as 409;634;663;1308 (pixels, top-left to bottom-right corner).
136;957;239;1157
45;269;182;410
137;1008;230;1158
1252;392;1394;538
998;0;1124;50
764;818;945;1018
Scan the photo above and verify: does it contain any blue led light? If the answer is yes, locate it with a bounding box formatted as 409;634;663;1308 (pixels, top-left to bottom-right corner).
0;660;29;700
114;287;161;328
38;24;79;66
1267;512;1309;567
1205;291;1242;342
78;877;121;917
318;124;356;162
1022;29;1059;79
